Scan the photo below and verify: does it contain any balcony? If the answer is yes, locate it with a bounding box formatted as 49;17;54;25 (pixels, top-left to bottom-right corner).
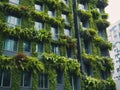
97;0;108;8
96;19;110;30
77;9;92;22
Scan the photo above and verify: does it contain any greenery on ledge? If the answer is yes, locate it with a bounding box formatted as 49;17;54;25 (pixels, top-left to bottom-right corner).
94;36;112;50
101;13;108;19
80;28;97;40
59;35;77;47
0;22;52;42
0;2;64;26
90;9;100;20
97;0;108;8
0;2;30;17
35;0;71;11
77;9;92;22
96;19;110;30
42;53;81;75
82;53;114;71
84;76;116;90
0;53;45;71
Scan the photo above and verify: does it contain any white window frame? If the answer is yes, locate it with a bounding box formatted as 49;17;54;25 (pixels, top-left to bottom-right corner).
9;0;19;5
20;72;31;87
38;73;48;89
52;45;60;55
0;71;11;87
62;0;68;5
7;15;21;28
4;38;18;52
36;43;44;58
62;14;69;24
34;21;44;30
35;4;44;11
51;27;59;40
48;10;56;17
23;41;31;52
64;28;72;37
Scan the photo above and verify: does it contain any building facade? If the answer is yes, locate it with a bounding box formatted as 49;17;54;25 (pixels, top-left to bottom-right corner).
107;20;120;90
0;0;116;90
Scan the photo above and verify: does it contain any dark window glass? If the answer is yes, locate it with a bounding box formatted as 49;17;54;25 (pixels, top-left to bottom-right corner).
21;72;31;87
3;71;11;86
23;41;31;52
57;71;63;84
38;73;48;88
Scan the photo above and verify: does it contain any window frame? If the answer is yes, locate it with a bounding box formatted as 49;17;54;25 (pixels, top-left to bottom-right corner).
36;43;44;58
48;10;56;17
38;73;49;89
51;27;59;40
62;13;69;24
9;0;20;5
23;41;31;52
0;70;11;87
7;15;21;28
52;44;60;55
3;38;18;52
35;4;44;11
20;72;31;87
64;28;72;37
34;21;44;30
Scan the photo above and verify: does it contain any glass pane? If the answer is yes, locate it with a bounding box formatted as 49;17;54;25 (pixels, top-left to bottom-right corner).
0;71;2;86
13;40;18;51
39;73;48;88
44;74;48;88
48;11;52;17
3;71;11;86
23;42;31;52
4;39;10;51
64;28;70;36
37;43;43;53
35;4;40;10
39;73;43;88
9;0;19;5
55;46;60;55
57;71;62;84
24;72;31;87
20;73;23;86
8;16;20;27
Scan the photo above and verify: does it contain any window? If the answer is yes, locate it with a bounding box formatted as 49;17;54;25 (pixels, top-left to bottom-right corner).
84;41;92;54
21;72;31;87
57;71;63;84
4;38;18;51
62;14;69;24
100;71;107;80
23;41;31;52
9;0;19;5
52;44;60;55
51;27;59;40
35;4;44;11
7;16;21;28
63;0;68;5
0;71;11;87
34;21;44;30
64;28;72;36
36;43;44;58
48;10;56;17
38;73;48;88
100;49;108;56
66;47;73;58
82;21;89;28
84;63;91;76
70;76;77;90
